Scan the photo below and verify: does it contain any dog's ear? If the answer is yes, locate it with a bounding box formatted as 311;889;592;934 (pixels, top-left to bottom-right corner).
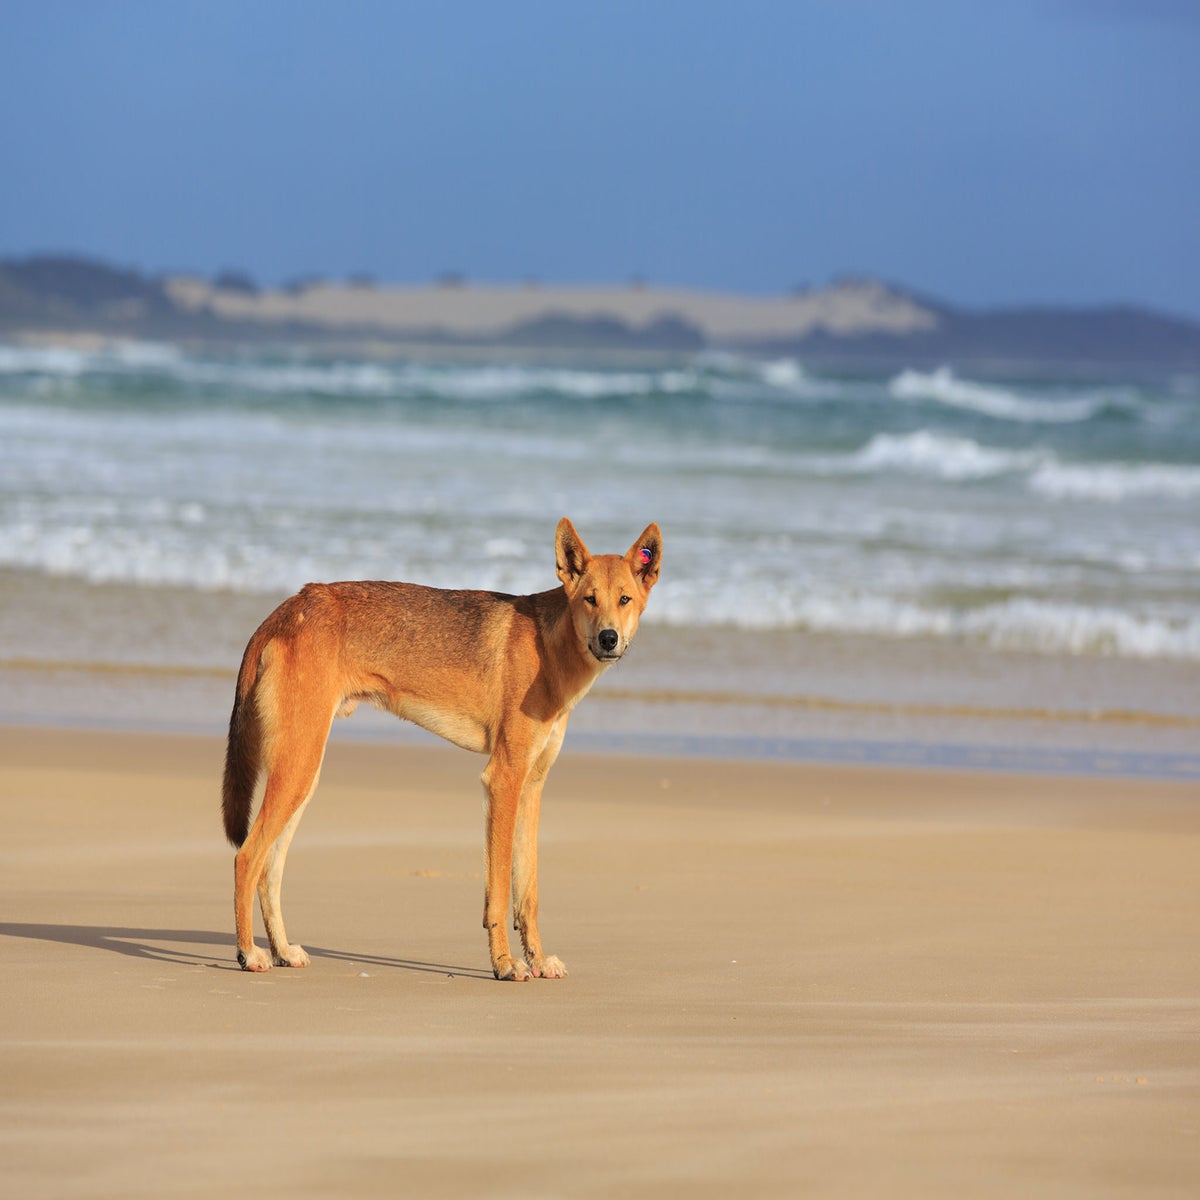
625;523;662;590
555;517;591;587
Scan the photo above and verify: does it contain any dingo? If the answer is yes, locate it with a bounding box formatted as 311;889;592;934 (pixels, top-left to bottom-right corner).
222;517;662;980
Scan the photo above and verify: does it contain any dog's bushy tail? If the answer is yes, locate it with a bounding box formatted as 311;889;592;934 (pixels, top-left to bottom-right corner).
221;623;273;848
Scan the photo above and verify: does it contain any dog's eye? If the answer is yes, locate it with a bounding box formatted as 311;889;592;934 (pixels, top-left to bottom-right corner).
619;595;631;606
585;595;598;606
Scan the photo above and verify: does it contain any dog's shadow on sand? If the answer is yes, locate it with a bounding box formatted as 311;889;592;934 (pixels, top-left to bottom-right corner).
0;923;492;979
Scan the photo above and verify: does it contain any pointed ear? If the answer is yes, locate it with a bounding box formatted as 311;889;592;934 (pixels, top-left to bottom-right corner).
555;516;591;587
625;522;662;590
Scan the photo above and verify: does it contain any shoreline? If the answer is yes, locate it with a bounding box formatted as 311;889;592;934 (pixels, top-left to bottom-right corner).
1;569;1197;779
2;654;1198;782
2;609;1197;779
1;702;1198;782
2;724;1197;1197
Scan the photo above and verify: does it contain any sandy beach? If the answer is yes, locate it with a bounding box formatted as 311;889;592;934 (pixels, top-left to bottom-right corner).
1;724;1197;1197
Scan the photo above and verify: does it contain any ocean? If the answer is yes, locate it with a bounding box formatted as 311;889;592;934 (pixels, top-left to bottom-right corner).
1;341;1198;773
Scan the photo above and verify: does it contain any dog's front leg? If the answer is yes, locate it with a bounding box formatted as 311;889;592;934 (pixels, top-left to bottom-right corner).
481;745;532;981
512;719;568;979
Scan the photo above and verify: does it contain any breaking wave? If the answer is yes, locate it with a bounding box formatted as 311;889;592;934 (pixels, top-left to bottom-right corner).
889;366;1111;423
842;430;1200;504
849;431;1044;480
0;342;704;401
1030;460;1200;502
659;590;1200;661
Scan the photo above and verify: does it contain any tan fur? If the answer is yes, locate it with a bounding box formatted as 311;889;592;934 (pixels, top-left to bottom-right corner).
222;517;662;980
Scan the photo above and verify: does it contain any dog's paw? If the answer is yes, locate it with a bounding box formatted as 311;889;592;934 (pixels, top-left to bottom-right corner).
237;945;272;973
272;944;310;968
494;956;532;982
531;955;567;979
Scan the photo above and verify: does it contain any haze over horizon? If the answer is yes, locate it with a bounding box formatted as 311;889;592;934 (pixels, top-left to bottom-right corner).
2;1;1197;320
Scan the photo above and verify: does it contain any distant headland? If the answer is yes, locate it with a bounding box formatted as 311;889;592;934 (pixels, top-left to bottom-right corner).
2;254;1197;370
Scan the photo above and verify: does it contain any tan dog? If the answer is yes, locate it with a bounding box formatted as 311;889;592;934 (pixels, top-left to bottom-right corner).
222;517;662;980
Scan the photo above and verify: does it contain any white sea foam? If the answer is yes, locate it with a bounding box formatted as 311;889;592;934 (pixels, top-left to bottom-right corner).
889;367;1104;423
0;343;705;401
0;345;92;376
188;360;400;396
0;339;829;406
0;341;184;376
643;574;1200;658
404;364;699;400
657;590;1200;660
1030;460;1200;502
3;495;1198;659
980;598;1200;659
107;341;186;369
841;429;1200;505
759;358;807;389
0;391;809;483
849;431;1044;481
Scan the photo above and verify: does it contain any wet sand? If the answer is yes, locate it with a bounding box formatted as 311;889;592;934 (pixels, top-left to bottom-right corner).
2;566;1199;767
1;726;1197;1197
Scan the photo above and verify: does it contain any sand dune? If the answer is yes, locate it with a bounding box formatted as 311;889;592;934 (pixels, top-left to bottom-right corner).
165;274;938;342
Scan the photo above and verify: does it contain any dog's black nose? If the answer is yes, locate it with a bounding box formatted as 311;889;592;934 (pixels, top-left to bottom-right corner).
598;629;619;653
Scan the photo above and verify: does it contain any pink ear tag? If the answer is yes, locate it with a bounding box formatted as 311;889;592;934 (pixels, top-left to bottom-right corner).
639;547;652;565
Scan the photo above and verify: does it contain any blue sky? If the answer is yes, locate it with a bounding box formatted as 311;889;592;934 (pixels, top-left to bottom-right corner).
1;1;1197;317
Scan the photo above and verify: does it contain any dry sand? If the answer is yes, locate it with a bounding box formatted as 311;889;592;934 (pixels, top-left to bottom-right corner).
1;726;1197;1197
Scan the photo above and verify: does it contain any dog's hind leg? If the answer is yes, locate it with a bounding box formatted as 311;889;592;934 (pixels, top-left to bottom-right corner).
258;791;316;967
234;698;332;972
512;717;568;979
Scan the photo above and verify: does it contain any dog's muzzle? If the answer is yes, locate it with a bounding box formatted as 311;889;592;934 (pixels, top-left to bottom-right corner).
592;628;622;660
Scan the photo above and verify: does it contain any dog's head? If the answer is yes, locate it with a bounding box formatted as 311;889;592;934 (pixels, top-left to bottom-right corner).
555;517;662;664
